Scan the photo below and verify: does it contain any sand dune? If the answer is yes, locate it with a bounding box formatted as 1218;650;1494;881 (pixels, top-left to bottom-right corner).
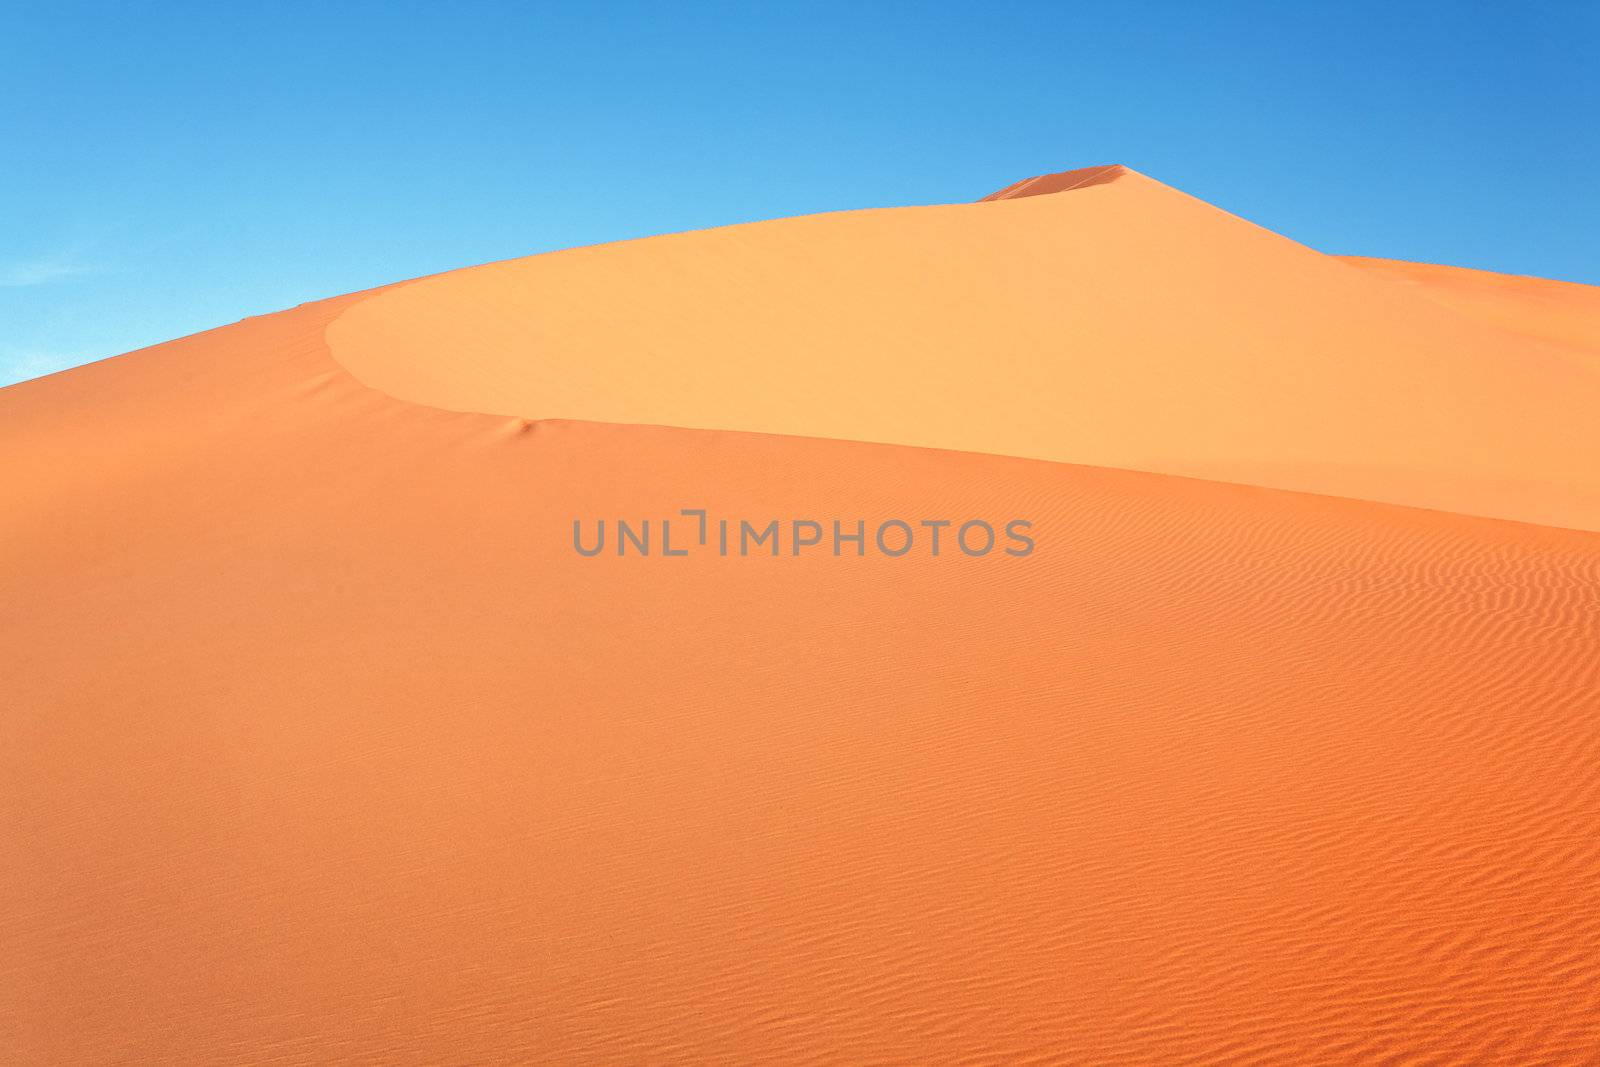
5;169;1600;1063
328;166;1600;531
1342;255;1600;354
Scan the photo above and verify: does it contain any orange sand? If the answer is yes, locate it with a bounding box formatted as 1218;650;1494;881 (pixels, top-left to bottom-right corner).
329;166;1600;531
5;170;1600;1063
1342;254;1600;355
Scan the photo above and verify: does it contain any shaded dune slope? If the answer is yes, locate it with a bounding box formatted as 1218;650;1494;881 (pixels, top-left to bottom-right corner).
5;277;1600;1062
327;167;1600;531
978;162;1128;199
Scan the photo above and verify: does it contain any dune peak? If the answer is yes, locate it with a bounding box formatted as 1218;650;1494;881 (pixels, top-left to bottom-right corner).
979;163;1129;201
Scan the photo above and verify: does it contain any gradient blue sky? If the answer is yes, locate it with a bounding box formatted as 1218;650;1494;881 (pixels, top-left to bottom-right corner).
3;1;1597;386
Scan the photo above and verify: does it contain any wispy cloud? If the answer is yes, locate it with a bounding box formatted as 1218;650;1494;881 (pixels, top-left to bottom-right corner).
0;251;98;288
0;346;84;386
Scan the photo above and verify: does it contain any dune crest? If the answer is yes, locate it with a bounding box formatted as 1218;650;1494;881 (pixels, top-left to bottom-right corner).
977;162;1128;199
326;166;1600;531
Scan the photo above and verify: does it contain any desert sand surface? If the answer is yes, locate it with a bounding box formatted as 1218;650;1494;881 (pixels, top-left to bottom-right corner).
5;169;1600;1064
1342;254;1600;355
329;165;1600;531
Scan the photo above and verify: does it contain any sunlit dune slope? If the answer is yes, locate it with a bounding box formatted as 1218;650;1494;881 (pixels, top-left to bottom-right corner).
1342;255;1600;354
328;166;1600;531
5;294;1600;1063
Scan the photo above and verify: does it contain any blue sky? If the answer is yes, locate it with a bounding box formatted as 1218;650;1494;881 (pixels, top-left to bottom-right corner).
3;1;1596;386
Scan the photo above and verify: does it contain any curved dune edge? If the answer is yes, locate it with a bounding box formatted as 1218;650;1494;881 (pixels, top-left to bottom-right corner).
322;166;1600;533
6;291;1600;1063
